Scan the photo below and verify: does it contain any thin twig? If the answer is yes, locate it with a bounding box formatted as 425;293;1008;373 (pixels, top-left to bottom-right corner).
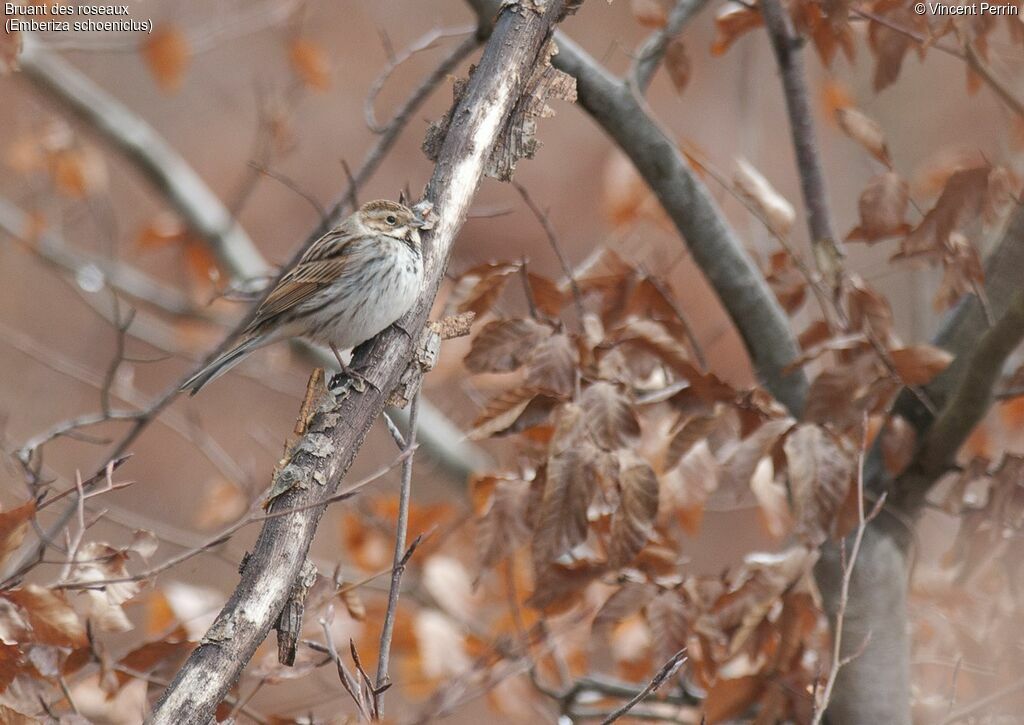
512;181;585;324
374;392;421;712
812;425;887;724
598;649;687;724
631;0;710;93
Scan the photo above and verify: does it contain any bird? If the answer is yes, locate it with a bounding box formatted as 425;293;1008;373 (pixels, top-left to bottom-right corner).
181;199;426;395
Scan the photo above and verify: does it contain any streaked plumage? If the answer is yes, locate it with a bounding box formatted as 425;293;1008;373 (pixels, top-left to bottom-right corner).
181;200;425;395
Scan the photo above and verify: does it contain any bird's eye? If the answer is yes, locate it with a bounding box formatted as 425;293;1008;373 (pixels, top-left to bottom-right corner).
386;215;397;225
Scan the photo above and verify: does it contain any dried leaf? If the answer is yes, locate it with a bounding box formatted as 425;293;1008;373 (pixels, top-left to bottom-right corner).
477;478;531;569
532;445;599;567
867;1;923;92
662;440;718;535
142;26;191;92
610;454;659;567
526;333;579;396
720;417;795;492
837;108;891;166
734;159;795;236
5;586;86;648
664;38;691;93
289;37;331;91
0;501;35;568
847;171;911;242
881;415;916;476
847;276;894;342
899;167;991;261
889;345;954;386
712;2;763;56
50;146;107;198
465;318;552;374
784;424;853;544
579;381;641;450
750;455;792;540
451;262;520;317
526;272;566;316
470;387;553;439
594;582;657;634
632;0;668;28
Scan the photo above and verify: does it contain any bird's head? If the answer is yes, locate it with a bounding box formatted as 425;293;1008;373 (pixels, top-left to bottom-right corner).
358;199;424;248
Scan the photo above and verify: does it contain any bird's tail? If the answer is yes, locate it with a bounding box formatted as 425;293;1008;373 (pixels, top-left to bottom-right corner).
180;336;264;395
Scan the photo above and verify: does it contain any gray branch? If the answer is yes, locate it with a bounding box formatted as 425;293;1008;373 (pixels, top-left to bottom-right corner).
17;34;270;284
149;2;571;722
466;0;808;414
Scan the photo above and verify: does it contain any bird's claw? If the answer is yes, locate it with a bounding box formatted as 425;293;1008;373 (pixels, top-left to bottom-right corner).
329;369;372;394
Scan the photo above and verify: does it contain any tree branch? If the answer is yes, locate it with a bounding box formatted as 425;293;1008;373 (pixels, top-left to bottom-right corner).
759;0;842;278
149;3;572;721
466;0;808;414
631;0;710;93
17;33;270;285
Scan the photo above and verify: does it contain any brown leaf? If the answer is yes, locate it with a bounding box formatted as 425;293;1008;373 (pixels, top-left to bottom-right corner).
632;0;668;28
593;582;658;635
880;415;916;476
712;2;764;56
50;146;107;198
720;417;795;492
784;424;853;544
142;26;191;92
664;38;691;93
0;501;35;569
610;454;659;567
451;262;520;317
646;589;690;664
662;440;718;535
899;166;990;261
526;272;566;317
579;381;641;450
734;159;795;236
5;586;86;648
289;37;331;91
749;456;792;540
836;108;891;166
867;1;923;91
934;232;984;312
469;387;541;440
847;171;910;242
889;345;954;386
847;276;894;342
665;412;720;470
465;318;552;374
765;251;806;315
532;445;600;567
527;561;603;613
704;675;765;723
477;478;531;569
526;333;579;396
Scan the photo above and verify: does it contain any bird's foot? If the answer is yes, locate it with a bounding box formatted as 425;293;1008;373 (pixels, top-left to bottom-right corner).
328;366;373;395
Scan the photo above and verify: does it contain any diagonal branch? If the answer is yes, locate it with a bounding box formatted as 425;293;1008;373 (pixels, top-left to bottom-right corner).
149;2;573;722
466;0;808;415
17;33;269;285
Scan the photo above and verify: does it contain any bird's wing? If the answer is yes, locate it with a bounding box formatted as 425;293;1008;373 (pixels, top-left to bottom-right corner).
246;257;349;330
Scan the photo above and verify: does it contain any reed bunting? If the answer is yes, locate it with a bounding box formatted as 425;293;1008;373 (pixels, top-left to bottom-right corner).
181;199;426;395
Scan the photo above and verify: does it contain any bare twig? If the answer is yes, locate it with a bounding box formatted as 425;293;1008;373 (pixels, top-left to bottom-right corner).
512;181;586;323
812;427;887;723
631;0;710;93
597;649;687;724
365;25;476;132
374;392;421;710
759;0;843;290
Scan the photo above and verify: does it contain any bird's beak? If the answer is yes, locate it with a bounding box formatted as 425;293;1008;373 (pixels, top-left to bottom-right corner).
410;217;426;229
